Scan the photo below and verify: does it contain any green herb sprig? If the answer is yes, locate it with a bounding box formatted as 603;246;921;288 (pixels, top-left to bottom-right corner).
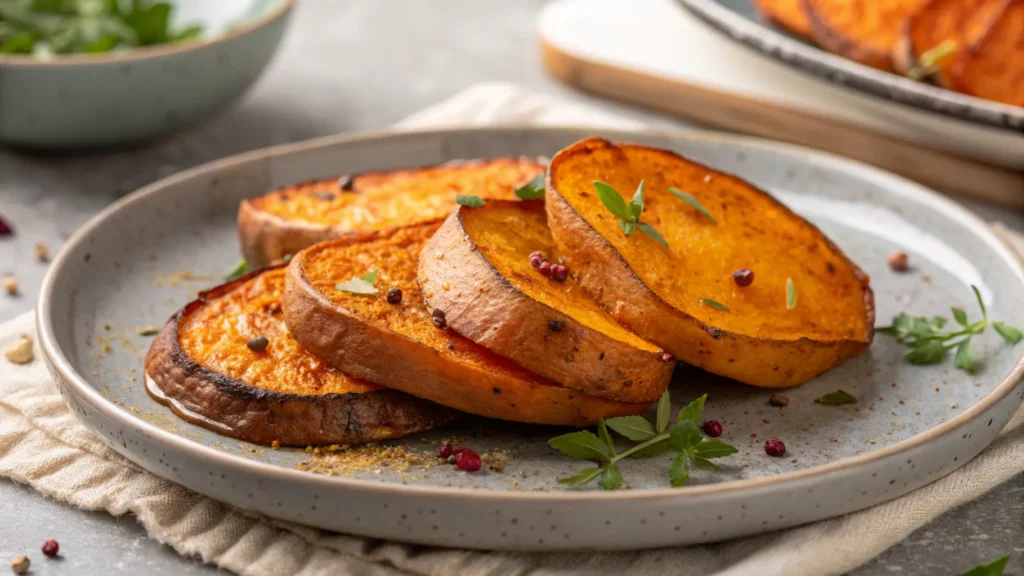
907;39;958;81
514;174;545;200
549;390;737;489
224;259;250;281
669;187;717;223
878;285;1022;373
455;194;486;207
593;180;669;247
962;554;1010;576
336;269;379;295
815;389;857;406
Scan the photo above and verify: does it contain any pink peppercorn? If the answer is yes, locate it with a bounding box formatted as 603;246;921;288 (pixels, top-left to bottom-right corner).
455;449;482;471
764;438;786;457
661;352;673;362
732;268;754;287
0;213;12;237
551;264;568;282
42;540;59;557
438;443;452;459
529;251;545;269
702;420;723;438
538;261;553;277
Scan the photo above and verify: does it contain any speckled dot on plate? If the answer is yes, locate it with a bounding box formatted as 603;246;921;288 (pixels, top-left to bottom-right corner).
36;127;1024;551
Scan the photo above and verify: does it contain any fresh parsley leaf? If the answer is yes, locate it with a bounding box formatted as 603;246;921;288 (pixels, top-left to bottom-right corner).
636;222;669;248
815;390;857;406
952;307;969;327
606;415;657;441
701;297;729;311
692;439;739;459
336;276;377;295
627;180;645;221
548;430;613;461
786;278;797;310
905;340;946;365
600;463;623;490
677;394;707;427
907;39;958;81
594;181;630;220
628;442;672;459
598;418;616;454
514;174;545;200
690;455;718;471
668;187;717;223
1;32;35;54
224;259;250;281
669;454;689;487
620;220;637;236
655;389;671;433
558;467;603;486
361;270;379;284
669;421;702;453
993;322;1024;344
455;194;486;207
954;337;975;373
961;554;1010;576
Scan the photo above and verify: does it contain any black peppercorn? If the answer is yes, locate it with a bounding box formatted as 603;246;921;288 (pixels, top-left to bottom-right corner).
548;320;563;332
337;174;354;191
432;309;447;329
386;287;403;304
246;336;269;352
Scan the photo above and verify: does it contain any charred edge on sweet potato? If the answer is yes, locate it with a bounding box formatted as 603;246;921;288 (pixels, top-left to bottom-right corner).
144;265;459;447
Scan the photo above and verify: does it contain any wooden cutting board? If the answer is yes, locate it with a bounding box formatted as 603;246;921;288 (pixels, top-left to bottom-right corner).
537;0;1024;208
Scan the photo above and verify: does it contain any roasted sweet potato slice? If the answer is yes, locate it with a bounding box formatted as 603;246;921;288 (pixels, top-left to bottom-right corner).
753;0;814;38
418;200;673;403
803;0;926;70
282;223;650;426
239;158;545;267
949;0;1024;107
144;266;458;446
893;0;1005;83
546;138;873;389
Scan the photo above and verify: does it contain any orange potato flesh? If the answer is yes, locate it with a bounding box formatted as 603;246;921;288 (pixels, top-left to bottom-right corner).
546;138;873;388
285;223;650;425
898;0;1005;84
753;0;814;38
951;0;1024;107
804;0;926;70
179;267;380;396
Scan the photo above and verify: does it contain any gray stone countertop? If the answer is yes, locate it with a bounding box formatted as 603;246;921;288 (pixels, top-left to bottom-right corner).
1;1;1022;574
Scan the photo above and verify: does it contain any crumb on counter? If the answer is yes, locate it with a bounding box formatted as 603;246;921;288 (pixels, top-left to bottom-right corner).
3;276;17;296
34;242;50;262
4;335;34;364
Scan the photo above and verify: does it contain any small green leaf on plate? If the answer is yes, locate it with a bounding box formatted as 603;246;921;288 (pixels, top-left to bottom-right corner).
814;389;858;406
952;307;969;327
224;259;250;281
692;439;739;459
953;337;975;373
514;174;545;200
600;463;623;490
620;220;637;236
689;455;718;471
656;389;671;433
361;269;379;284
669;187;717;223
960;554;1010;576
597;418;616;454
455;194;486;207
669;421;702;453
677;394;707;427
905;340;947;365
628;442;672;459
594;181;630;221
605;415;657;441
557;467;603;486
669;454;689;487
636;222;669;248
701;297;729;311
972;285;987;320
993;322;1024;344
627;179;645;221
548;430;613;461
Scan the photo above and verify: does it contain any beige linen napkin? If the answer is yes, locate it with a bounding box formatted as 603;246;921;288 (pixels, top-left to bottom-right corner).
3;83;1024;576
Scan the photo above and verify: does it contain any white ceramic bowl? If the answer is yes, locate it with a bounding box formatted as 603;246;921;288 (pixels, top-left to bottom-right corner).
0;0;295;148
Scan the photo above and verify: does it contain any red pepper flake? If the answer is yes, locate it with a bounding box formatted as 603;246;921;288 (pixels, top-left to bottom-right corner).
750;433;758;438
732;268;754;287
887;251;909;271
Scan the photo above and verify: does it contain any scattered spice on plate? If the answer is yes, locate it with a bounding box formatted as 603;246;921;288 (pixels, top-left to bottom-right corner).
769;393;789;407
337;175;354;191
137;326;161;336
887;251;909;271
3;276;17;296
4;335;34;364
702;420;723;438
732;268;754;287
34;242;50;262
764;438;786;457
41;540;59;557
271;440;280;448
431;309;447;329
548;320;563;332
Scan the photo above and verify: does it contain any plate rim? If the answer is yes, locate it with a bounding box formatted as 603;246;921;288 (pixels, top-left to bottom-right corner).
673;0;1024;133
36;124;1024;503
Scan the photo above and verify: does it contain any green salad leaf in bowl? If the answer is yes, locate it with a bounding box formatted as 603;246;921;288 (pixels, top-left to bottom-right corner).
0;0;203;56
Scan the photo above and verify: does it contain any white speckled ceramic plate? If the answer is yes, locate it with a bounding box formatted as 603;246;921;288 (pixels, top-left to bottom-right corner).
37;127;1024;551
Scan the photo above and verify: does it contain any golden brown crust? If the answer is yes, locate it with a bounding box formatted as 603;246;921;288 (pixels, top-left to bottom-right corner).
892;0;1006;84
545;138;874;389
143;266;458;446
803;0;925;71
418;200;673;403
753;0;814;38
949;0;1024;107
282;224;650;426
239;158;546;267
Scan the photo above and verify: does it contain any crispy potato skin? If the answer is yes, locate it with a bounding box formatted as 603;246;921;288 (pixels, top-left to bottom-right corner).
282;224;650;426
144;266;458;447
892;0;1005;84
803;0;926;71
753;0;814;38
950;0;1024;107
418;200;673;403
239;158;545;267
545;138;874;389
